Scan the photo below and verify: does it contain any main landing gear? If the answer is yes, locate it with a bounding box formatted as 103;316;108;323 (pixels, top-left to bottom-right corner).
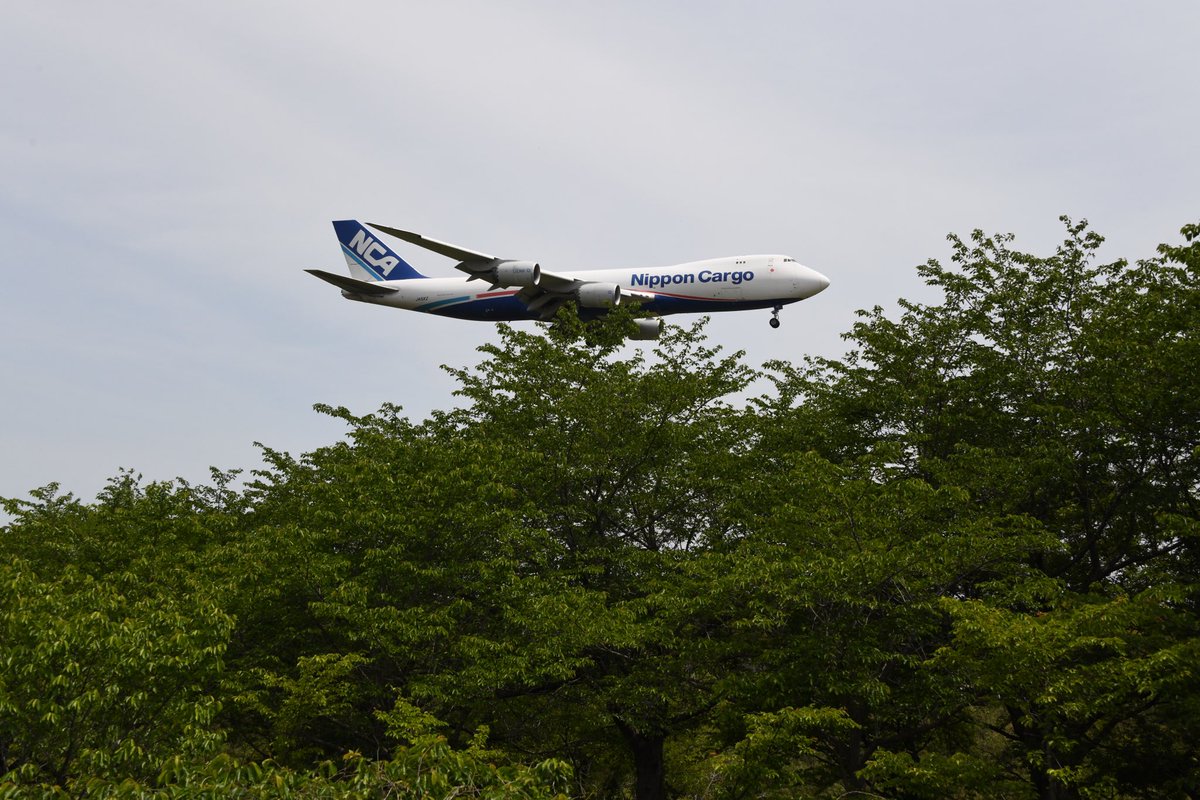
769;305;782;329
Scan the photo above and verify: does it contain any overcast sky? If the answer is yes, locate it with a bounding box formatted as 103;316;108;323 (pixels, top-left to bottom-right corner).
2;1;1197;505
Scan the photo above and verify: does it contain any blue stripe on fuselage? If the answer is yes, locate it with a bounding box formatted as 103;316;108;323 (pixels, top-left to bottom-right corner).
419;293;800;321
429;295;536;320
642;295;798;315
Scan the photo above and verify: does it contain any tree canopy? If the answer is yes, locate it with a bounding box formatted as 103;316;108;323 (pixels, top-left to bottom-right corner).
3;219;1197;799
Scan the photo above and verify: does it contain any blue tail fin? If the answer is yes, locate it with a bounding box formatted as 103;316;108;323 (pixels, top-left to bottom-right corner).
332;220;426;281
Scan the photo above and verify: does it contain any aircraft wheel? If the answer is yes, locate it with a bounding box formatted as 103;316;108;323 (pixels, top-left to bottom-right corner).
769;317;781;329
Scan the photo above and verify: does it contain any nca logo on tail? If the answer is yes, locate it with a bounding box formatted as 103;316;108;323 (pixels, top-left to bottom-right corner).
348;230;401;276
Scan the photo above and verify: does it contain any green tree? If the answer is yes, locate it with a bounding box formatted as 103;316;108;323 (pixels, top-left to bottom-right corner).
688;452;1046;797
747;219;1200;798
0;559;231;786
214;311;757;800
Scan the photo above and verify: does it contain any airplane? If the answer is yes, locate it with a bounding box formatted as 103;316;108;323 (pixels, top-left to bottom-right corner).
307;220;830;340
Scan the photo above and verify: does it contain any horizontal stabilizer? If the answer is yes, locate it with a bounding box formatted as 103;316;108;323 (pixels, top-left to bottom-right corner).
306;269;398;296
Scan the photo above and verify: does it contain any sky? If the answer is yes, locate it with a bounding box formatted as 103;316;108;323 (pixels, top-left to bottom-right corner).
2;1;1197;505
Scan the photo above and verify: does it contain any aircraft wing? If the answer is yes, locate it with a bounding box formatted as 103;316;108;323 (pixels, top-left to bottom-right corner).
518;274;656;320
534;271;582;294
368;223;555;291
516;279;573;319
617;288;656;303
366;223;656;319
525;271;655;299
367;223;495;265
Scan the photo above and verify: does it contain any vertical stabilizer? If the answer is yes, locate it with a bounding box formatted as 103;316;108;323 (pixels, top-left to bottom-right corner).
332;220;426;281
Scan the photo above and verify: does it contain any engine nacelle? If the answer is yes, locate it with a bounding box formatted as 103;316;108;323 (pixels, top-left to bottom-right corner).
631;318;662;340
576;282;622;308
494;260;541;287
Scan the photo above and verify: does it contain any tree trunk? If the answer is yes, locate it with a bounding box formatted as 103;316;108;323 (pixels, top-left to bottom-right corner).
616;719;667;800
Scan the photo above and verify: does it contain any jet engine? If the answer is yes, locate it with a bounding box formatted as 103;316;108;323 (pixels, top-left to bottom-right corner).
494;260;541;287
631;318;662;340
576;282;622;308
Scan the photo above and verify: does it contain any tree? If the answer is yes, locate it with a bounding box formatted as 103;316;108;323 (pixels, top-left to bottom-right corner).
0;559;231;786
684;450;1046;797
210;310;758;800
745;219;1200;797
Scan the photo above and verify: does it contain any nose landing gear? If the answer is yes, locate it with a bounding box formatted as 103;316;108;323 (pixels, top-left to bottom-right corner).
769;305;782;329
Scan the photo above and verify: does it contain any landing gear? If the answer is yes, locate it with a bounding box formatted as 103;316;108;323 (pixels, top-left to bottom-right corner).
769;305;782;329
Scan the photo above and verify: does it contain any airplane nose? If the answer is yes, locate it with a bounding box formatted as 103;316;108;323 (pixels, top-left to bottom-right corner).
811;269;830;293
797;266;830;298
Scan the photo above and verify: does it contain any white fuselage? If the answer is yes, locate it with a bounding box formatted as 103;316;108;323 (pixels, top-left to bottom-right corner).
346;255;829;321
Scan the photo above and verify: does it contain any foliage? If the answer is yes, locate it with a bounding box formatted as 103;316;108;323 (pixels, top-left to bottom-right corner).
0;559;230;786
0;737;570;799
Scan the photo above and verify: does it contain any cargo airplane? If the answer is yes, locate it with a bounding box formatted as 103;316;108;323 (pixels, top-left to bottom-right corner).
307;220;830;340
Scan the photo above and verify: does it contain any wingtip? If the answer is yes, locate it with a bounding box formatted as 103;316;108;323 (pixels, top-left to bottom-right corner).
366;221;404;237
